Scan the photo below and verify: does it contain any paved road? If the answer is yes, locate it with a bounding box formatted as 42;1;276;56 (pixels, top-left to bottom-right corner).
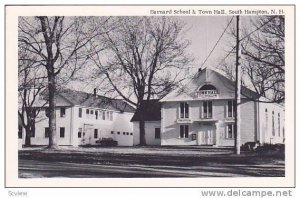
19;159;284;178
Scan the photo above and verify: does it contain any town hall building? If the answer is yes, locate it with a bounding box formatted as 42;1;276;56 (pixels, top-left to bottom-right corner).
132;68;285;147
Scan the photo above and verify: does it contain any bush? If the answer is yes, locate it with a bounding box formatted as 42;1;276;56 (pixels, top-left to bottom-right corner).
260;143;284;151
241;141;285;153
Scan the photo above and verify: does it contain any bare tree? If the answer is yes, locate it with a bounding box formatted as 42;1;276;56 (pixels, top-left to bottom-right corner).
89;17;193;145
18;46;47;146
241;16;284;103
18;16;107;148
219;16;285;103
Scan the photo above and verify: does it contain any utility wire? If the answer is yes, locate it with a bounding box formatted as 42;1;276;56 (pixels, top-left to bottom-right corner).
217;46;236;67
200;16;234;68
217;16;277;67
240;16;277;42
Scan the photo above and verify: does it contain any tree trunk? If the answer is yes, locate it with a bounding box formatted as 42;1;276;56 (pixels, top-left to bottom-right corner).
139;119;147;146
24;126;31;147
47;73;58;149
138;103;147;146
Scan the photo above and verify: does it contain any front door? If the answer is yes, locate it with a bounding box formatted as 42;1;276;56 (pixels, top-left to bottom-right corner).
83;124;93;145
198;125;215;145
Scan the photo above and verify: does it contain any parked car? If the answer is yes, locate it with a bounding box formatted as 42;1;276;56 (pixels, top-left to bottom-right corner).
241;141;285;152
241;141;261;151
257;143;285;152
96;138;118;146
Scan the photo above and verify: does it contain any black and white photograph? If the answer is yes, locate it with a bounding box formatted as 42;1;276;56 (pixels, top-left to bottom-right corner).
4;5;295;188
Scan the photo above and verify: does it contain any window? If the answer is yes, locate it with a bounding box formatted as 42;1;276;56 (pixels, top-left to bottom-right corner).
123;132;125;135
60;127;65;138
203;101;212;118
110;112;113;121
180;125;189;138
86;109;89;115
117;131;120;135
60;107;66;117
18;126;22;139
102;111;106;120
180;102;189;118
111;131;114;134
200;84;217;91
278;113;280;137
192;134;197;140
155;128;161;139
31;127;35;137
226;124;234;139
45;108;50;118
78;128;82;138
265;109;268;131
94;129;98;139
90;110;94;115
79;108;82;118
227;100;236;117
272;111;275;136
45;127;49;138
198;85;218;97
95;111;98;119
107;111;110;120
126;132;129;135
130;133;133;136
30;108;36;117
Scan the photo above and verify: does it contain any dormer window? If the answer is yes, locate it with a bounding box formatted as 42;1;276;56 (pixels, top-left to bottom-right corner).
199;84;217;91
196;84;218;98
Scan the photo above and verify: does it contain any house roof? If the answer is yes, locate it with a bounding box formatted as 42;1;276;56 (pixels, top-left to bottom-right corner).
208;68;260;99
160;68;260;102
41;89;136;113
130;99;161;122
80;95;136;113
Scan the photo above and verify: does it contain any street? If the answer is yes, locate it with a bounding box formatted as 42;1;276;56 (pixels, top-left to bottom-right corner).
19;159;284;178
18;146;285;178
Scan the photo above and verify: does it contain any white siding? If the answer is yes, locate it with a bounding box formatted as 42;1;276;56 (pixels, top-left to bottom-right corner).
258;102;285;144
132;121;161;145
160;99;262;146
33;106;73;145
29;95;134;146
72;106;134;146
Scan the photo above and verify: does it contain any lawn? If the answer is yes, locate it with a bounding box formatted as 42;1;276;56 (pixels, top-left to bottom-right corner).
18;146;285;178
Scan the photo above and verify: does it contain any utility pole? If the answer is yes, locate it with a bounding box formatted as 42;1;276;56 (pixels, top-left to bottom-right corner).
234;15;241;155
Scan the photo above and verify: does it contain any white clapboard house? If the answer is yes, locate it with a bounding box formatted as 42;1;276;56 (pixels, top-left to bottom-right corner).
18;89;135;147
132;68;285;147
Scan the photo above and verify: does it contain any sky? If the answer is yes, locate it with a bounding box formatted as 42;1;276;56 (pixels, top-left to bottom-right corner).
68;16;260;96
181;16;234;71
180;16;257;74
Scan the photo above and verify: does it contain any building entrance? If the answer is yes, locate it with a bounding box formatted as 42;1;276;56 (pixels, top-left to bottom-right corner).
197;124;216;145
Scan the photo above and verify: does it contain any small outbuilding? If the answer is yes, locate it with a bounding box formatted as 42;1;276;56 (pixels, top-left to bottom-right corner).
131;99;162;145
